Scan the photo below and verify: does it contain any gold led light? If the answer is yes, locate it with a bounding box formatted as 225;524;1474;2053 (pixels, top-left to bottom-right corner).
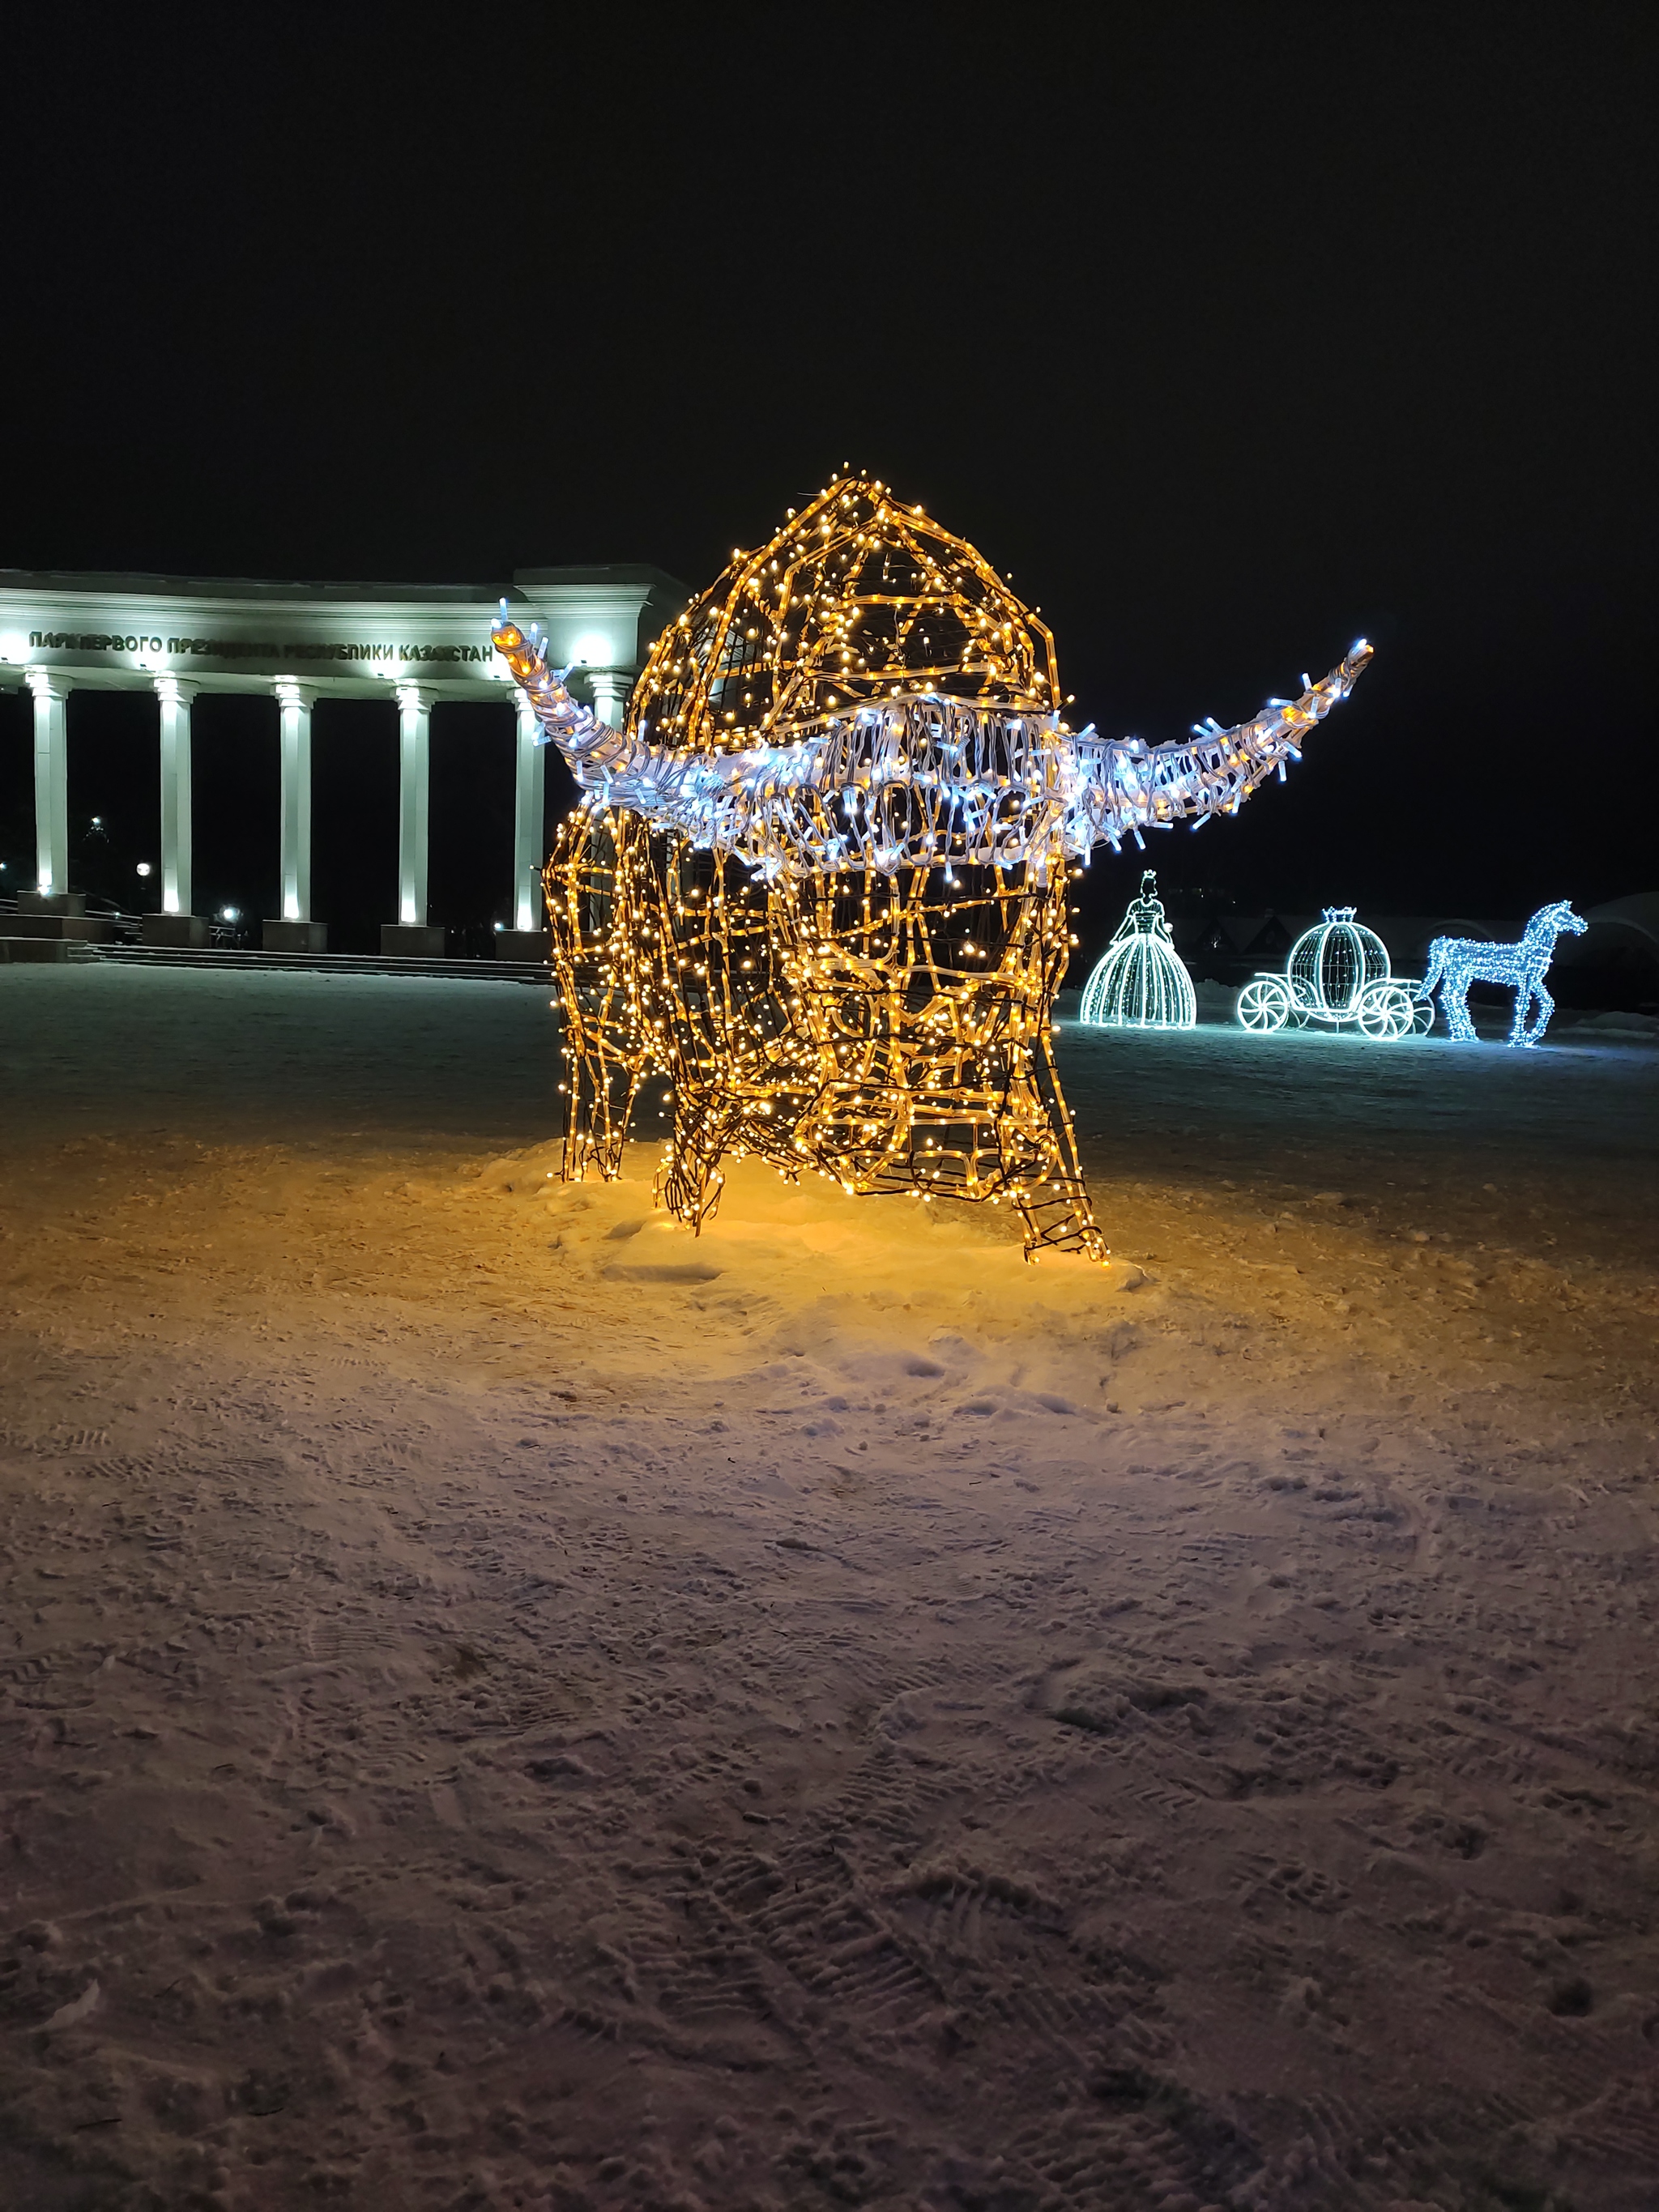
493;476;1371;1259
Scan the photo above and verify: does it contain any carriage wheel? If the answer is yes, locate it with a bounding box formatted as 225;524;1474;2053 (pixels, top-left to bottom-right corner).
1236;977;1291;1033
1406;991;1435;1036
1358;983;1414;1040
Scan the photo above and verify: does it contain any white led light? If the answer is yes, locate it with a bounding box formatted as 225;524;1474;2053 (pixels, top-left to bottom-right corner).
1235;906;1423;1040
1418;904;1585;1046
1079;871;1196;1029
493;608;1371;888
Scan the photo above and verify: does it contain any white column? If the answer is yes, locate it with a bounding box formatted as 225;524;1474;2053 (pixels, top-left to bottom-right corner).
512;688;546;933
275;680;315;922
26;670;70;897
155;676;198;917
589;667;629;728
395;684;434;926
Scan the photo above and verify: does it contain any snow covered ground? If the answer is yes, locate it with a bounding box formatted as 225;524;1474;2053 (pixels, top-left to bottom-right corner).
2;963;1657;2212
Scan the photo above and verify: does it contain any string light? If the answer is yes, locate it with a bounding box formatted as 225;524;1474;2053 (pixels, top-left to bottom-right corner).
1417;902;1585;1046
491;476;1373;1257
1235;906;1423;1038
1079;871;1195;1029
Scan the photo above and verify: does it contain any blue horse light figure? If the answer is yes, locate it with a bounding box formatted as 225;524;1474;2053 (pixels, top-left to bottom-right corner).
1416;901;1586;1046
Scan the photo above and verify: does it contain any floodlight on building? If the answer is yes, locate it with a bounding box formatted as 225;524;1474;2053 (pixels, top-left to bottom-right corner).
136;862;152;877
570;633;614;667
221;906;240;922
0;631;29;665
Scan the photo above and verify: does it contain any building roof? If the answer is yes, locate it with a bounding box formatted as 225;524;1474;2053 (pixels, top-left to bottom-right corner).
0;564;687;608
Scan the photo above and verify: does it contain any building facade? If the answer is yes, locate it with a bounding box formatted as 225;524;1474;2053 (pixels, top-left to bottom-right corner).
0;565;685;953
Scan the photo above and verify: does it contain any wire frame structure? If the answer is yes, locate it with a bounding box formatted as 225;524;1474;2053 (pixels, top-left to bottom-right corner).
541;802;1090;1252
493;475;1373;1258
1292;907;1390;1013
1235;906;1427;1040
1079;872;1196;1029
1417;902;1586;1046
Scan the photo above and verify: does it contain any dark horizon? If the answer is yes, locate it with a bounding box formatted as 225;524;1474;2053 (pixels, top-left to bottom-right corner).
2;4;1654;927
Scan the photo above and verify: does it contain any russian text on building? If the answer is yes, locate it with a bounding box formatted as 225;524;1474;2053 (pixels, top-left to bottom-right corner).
0;565;686;953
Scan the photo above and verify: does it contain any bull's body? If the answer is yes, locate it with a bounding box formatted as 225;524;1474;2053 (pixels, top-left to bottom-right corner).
490;479;1372;1257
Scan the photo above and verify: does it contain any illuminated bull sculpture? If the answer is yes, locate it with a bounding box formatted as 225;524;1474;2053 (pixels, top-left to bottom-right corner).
492;475;1371;1259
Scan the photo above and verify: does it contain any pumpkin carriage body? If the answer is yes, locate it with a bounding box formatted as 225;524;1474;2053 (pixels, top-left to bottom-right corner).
1235;907;1430;1039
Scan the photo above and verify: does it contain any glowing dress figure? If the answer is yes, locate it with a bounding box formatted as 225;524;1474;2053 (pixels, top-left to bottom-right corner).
491;475;1372;1259
1079;872;1196;1029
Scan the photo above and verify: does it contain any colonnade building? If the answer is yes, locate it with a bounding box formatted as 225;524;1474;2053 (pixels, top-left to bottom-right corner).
0;565;685;956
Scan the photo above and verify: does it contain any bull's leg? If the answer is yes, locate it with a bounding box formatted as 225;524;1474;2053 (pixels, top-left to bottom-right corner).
1007;1029;1106;1264
563;1032;644;1179
655;1086;743;1231
546;812;651;1183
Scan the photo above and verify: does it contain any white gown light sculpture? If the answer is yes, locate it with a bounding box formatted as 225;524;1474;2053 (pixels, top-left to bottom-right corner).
1416;902;1585;1046
1235;907;1427;1040
491;475;1373;1259
1079;871;1196;1029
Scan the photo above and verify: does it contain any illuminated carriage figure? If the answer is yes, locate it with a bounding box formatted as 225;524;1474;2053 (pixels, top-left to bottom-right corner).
1079;871;1196;1029
492;476;1372;1259
1235;906;1431;1039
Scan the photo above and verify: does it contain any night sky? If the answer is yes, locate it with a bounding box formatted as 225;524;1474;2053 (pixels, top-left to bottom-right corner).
2;5;1654;940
